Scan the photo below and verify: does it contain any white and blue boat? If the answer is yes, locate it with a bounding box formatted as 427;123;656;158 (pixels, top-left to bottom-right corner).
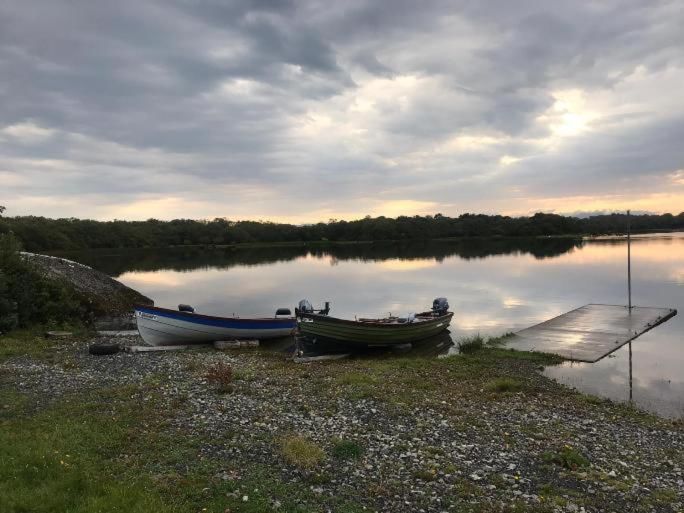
134;304;296;346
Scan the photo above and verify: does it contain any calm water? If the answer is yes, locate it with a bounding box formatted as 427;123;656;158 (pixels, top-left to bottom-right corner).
62;234;683;418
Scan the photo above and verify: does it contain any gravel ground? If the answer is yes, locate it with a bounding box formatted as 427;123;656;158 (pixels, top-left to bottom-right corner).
2;334;682;513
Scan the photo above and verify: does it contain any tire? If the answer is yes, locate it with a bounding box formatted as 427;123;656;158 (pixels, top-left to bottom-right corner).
89;343;121;355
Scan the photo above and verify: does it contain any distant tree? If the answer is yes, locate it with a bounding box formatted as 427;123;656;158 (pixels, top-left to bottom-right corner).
0;210;682;251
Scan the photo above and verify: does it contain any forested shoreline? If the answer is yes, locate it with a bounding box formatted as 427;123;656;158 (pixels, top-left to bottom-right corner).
1;210;683;252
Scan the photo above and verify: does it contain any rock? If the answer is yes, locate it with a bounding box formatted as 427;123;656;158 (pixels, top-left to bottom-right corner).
45;331;73;339
24;252;153;317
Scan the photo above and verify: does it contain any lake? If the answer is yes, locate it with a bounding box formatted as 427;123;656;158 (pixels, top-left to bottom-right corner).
61;234;683;418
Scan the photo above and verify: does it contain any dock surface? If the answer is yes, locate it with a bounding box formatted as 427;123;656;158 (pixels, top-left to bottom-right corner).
507;304;677;362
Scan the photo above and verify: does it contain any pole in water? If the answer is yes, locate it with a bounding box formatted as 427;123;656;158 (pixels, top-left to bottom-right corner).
628;341;633;404
627;209;632;310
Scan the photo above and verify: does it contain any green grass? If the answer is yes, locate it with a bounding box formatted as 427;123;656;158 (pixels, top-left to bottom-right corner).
279;435;326;469
0;388;173;513
456;333;517;354
580;394;605;405
650;487;677;503
332;439;364;460
0;329;89;363
485;377;523;393
413;468;437;481
335;371;377;386
457;334;485;353
334;371;379;401
0;385;355;513
542;445;590;470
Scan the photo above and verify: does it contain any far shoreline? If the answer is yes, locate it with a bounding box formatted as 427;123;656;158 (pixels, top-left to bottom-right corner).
42;229;684;257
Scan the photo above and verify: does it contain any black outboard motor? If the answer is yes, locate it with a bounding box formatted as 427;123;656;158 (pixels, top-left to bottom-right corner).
178;304;195;313
432;297;449;316
319;301;331;316
295;299;314;316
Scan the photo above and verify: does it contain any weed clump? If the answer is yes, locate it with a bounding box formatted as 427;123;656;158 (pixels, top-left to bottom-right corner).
205;361;234;393
280;435;325;469
332;439;363;460
413;468;437;481
485;377;522;393
542;445;590;470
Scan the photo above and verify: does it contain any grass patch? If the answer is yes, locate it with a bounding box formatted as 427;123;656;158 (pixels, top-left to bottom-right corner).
542;445;590;470
232;367;256;382
0;329;89;363
457;334;485;354
0;384;351;513
413;468;437;481
581;394;605;405
444;346;563;367
650;487;677;504
456;333;517;354
335;371;376;386
279;435;325;469
332;439;364;460
485;377;523;393
0;389;174;513
485;332;515;347
334;371;379;401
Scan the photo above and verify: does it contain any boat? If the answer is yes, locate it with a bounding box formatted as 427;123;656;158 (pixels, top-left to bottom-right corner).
295;297;453;346
134;304;296;346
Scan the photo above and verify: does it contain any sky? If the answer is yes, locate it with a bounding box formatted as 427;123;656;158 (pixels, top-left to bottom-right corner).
1;0;683;223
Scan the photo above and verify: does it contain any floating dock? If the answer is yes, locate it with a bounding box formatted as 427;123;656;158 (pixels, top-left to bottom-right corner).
508;304;677;362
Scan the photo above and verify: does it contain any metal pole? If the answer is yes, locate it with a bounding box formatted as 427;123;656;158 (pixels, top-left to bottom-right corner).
628;341;633;404
627;210;632;310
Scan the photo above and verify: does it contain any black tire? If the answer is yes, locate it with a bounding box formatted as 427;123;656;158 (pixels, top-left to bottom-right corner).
89;343;121;356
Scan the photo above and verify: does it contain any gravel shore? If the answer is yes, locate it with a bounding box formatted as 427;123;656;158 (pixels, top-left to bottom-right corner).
2;333;682;513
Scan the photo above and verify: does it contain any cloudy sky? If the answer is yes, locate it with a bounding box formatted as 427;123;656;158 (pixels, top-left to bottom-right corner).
1;0;683;222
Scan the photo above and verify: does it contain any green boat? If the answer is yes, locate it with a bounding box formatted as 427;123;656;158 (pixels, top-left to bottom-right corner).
295;298;453;346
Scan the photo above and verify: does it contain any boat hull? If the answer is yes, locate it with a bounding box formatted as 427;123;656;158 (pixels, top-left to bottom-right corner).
298;312;453;346
135;305;296;346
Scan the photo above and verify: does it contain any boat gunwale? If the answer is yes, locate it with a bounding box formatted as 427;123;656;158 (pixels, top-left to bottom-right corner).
298;311;453;330
134;304;296;326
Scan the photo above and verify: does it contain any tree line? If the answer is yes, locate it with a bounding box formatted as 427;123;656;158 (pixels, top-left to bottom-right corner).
1;208;683;252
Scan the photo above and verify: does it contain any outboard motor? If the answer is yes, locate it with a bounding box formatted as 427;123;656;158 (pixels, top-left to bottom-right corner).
432;297;449;316
295;299;314;316
319;301;331;316
178;304;195;313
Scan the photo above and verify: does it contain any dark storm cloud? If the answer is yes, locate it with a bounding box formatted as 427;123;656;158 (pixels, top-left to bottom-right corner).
1;0;683;219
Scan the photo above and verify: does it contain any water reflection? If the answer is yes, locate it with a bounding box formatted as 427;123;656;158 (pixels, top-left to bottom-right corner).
52;237;582;276
544;337;684;419
293;330;455;360
60;233;683;418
